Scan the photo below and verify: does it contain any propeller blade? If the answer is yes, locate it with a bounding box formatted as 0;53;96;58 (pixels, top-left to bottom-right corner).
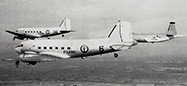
13;36;16;41
15;61;20;68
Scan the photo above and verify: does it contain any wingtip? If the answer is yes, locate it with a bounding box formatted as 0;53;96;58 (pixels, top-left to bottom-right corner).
5;30;13;33
70;30;76;32
2;59;15;61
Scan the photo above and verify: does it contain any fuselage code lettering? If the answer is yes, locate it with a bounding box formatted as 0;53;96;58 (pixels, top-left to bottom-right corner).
63;50;76;54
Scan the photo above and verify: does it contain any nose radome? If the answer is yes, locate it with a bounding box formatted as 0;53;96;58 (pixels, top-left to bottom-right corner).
15;47;21;54
133;40;138;46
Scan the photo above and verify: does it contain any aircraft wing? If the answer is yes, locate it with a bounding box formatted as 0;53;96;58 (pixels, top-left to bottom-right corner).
19;58;57;62
6;30;41;38
2;56;58;68
2;59;15;62
39;52;70;59
2;52;70;63
2;56;58;62
132;32;165;35
2;58;56;62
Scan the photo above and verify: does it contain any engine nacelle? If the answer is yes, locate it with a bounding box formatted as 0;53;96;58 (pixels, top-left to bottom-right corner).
24;61;37;65
19;54;38;58
13;36;24;40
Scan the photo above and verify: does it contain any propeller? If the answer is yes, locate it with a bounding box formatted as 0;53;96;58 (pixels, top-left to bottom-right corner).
13;36;16;41
14;54;26;68
14;50;25;68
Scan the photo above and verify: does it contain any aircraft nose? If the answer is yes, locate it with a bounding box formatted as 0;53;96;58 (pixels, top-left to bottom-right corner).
15;47;21;54
132;40;138;46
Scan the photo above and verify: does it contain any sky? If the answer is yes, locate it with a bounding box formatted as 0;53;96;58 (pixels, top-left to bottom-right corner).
1;1;187;84
0;0;187;59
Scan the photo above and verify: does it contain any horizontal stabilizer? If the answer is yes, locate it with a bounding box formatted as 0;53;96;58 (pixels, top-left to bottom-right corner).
174;35;186;38
110;44;131;50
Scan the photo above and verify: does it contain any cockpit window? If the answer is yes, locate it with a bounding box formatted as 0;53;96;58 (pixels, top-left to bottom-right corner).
16;44;23;48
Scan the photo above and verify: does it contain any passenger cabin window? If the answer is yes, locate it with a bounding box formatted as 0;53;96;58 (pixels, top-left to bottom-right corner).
61;47;64;50
25;31;27;33
16;30;18;32
28;31;30;33
55;47;58;49
38;47;41;49
67;47;71;50
49;47;52;49
44;47;47;49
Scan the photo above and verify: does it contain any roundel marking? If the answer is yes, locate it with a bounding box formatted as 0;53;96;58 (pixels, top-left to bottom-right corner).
45;29;50;35
80;44;89;53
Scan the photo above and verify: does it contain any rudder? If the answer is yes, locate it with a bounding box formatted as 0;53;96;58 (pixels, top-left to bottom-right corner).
59;18;71;30
166;22;177;36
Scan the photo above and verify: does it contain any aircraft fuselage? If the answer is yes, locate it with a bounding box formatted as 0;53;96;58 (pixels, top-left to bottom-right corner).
17;27;70;37
16;38;127;58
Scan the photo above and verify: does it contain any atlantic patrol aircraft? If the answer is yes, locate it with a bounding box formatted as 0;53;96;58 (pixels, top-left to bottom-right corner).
2;21;137;68
133;22;186;43
6;18;74;41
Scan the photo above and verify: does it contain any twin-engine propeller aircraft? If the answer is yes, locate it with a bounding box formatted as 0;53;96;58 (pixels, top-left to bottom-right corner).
6;18;74;41
133;22;186;43
2;21;138;68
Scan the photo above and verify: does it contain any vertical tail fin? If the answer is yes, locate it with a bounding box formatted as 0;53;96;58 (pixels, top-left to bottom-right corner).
166;22;177;37
108;21;133;43
59;18;71;30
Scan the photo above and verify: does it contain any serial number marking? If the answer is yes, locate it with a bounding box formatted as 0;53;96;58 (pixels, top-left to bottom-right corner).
63;50;76;54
